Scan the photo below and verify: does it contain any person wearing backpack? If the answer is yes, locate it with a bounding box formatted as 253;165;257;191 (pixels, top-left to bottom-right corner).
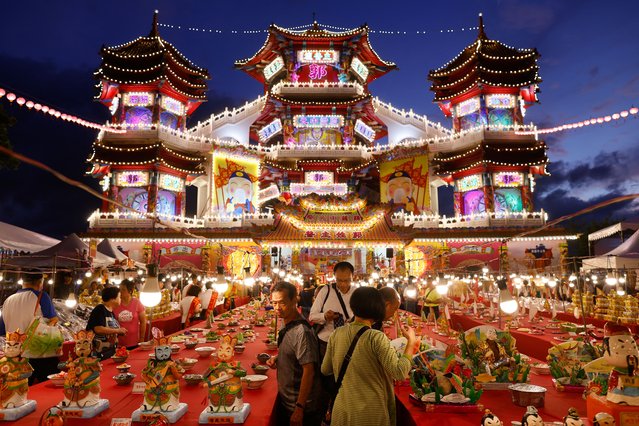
268;281;322;426
309;262;356;359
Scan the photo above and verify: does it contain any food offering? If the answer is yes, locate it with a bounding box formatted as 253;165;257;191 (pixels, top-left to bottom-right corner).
409;347;483;412
200;334;251;423
58;330;109;417
459;326;529;389
547;340;601;392
0;329;36;420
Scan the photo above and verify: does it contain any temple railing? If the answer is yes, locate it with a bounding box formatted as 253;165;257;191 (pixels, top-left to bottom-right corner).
88;210;275;230
390;210;547;229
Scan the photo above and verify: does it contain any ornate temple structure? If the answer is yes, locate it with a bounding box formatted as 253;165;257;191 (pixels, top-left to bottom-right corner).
84;13;575;281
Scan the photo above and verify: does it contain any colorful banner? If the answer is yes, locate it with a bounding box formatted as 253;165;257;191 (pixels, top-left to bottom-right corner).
299;247;364;275
379;155;430;214
507;240;561;274
213;156;259;215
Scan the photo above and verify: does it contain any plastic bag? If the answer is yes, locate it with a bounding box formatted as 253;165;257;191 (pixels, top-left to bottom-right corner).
22;317;63;359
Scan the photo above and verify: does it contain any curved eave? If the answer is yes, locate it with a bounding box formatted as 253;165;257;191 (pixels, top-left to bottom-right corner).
268;92;372;107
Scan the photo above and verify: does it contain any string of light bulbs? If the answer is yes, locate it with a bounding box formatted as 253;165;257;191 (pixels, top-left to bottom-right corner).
517;105;639;135
158;22;480;36
0;87;125;134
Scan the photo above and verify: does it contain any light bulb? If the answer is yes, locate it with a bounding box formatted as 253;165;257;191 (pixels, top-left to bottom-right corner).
405;288;417;299
138;269;144;276
171;275;177;282
65;293;77;309
605;276;618;286
436;284;448;295
547;279;557;288
18;278;23;285
617;289;626;296
85;271;92;278
48;279;54;285
140;276;162;307
568;282;575;288
278;270;285;278
0;274;4;282
569;274;577;281
619;277;626;284
76;279;82;285
500;299;518;314
371;272;380;280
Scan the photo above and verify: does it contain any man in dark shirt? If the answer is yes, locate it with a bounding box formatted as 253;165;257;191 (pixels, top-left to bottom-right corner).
268;281;322;426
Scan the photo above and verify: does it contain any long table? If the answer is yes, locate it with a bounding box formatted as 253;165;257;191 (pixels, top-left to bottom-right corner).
17;307;278;425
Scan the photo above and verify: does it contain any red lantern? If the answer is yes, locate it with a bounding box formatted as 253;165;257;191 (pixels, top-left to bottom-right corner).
0;88;5;98
6;93;16;102
16;97;25;106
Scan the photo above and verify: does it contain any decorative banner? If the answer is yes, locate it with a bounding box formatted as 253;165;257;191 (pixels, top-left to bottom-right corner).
159;174;184;192
227;246;261;277
213;156;259;215
300;247;363;275
123;92;154;107
462;189;485;215
494;188;523;213
290;183;348;196
379;155;430;214
263;56;284;81
350;57;369;81
304;171;334;186
160;96;185;115
508;240;561;274
354;119;375;142
257;184;281;205
493;172;523;187
258;118;282;141
457;174;483;192
455;97;480;116
116;171;149;187
296;49;339;64
486;94;515;109
293;115;344;129
448;242;500;272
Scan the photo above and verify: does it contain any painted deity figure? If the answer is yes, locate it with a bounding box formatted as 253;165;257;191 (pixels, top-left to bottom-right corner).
140;336;182;412
0;330;32;409
521;406;544;426
225;171;255;215
479;327;512;374
203;334;246;413
603;323;639;405
61;330;101;408
481;409;503;426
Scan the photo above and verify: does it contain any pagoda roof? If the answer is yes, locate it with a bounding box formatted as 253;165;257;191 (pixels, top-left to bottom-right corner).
95;11;210;100
235;22;396;84
428;14;541;101
433;139;548;176
88;141;206;174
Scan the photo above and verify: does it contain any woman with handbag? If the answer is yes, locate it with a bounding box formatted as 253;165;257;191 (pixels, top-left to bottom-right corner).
321;287;416;426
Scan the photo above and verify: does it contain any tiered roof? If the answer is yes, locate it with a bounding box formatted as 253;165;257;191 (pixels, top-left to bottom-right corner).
428;15;541;101
95;11;210;100
433;139;548;176
235;22;396;84
88;142;206;174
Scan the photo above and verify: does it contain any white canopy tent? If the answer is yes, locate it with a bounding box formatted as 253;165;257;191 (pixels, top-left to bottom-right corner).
0;221;60;253
582;228;639;270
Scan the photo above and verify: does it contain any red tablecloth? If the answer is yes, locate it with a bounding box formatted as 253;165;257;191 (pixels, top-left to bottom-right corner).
21;309;278;425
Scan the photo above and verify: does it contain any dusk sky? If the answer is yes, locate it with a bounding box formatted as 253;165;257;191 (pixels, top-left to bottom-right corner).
0;0;638;238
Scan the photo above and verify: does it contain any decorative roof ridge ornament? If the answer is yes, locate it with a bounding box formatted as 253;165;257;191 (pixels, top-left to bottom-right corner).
477;13;487;40
149;10;160;38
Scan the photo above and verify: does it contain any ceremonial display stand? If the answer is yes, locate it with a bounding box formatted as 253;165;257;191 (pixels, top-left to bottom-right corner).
0;400;36;421
132;403;188;424
59;399;109;419
199;403;251;424
587;393;639;426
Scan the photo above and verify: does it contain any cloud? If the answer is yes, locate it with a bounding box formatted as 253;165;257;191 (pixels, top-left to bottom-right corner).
498;1;556;33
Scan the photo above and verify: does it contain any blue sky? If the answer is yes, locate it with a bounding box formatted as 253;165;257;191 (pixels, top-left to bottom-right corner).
0;0;637;237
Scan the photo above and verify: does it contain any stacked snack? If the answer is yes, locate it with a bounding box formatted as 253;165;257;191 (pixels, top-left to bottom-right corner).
620;296;639;324
604;294;622;322
145;289;174;318
572;291;594;317
593;294;609;320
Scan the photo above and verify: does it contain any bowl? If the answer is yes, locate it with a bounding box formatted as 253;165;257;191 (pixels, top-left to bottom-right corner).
184;374;203;386
177;358;198;371
195;346;215;358
508;384;547;408
234;345;246;354
47;373;66;387
116;363;132;374
218;323;227;330
170;344;181;354
256;353;271;364
139;341;154;351
242;374;268;389
264;341;278;351
251;363;270;375
111;355;128;363
113;373;136;386
184;340;198;349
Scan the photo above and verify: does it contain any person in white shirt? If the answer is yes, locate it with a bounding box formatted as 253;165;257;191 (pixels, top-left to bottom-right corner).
309;261;356;357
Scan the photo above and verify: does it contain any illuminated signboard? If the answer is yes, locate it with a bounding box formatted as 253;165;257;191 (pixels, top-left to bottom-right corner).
123;92;154;107
257;184;281;205
486;94;515;109
455;97;480;117
354;119;375;142
350;57;369;81
296;50;339;64
304;171;334;186
258;118;282;141
161;96;185;115
293;115;344;129
263;56;284;81
159;174;183;192
308;64;328;80
117;171;149;187
457;174;483;192
493;172;524;187
290;183;348;196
